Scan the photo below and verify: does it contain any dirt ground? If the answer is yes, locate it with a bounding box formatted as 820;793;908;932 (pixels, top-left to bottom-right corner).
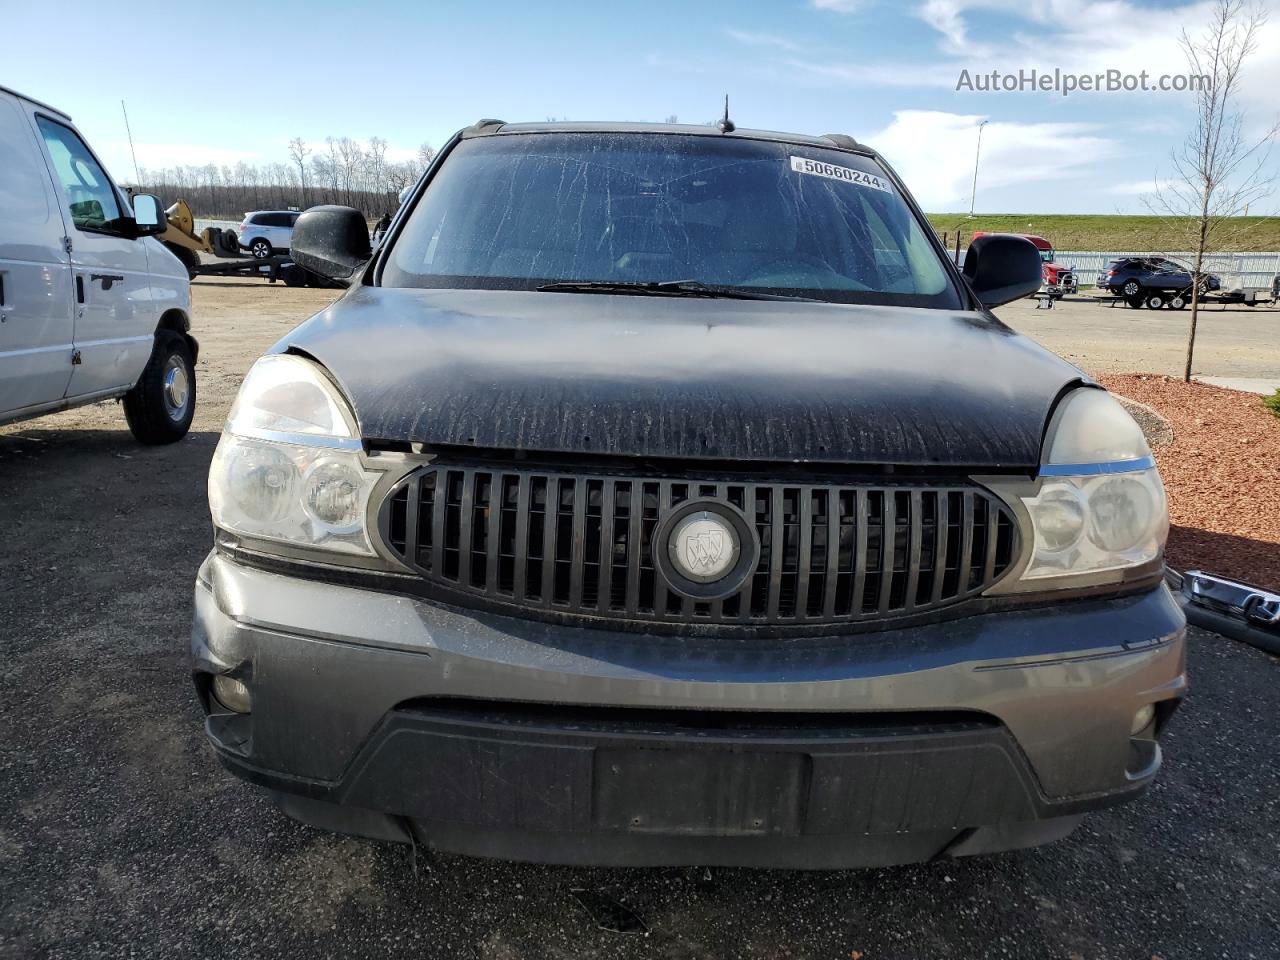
2;279;1278;959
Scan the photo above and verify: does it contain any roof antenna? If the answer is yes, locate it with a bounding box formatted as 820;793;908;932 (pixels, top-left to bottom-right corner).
717;95;735;134
120;99;142;185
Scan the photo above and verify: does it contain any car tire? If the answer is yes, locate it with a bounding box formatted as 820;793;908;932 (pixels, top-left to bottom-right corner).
249;238;272;259
123;330;196;445
1145;293;1166;309
1168;294;1187;309
1122;279;1141;298
1125;295;1143;308
164;242;200;280
215;229;241;257
280;264;307;287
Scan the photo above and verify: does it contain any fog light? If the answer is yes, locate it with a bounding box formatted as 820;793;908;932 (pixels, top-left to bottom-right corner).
1130;703;1155;735
212;674;252;713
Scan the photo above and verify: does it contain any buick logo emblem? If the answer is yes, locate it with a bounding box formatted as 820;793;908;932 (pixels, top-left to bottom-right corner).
669;512;738;583
685;529;726;572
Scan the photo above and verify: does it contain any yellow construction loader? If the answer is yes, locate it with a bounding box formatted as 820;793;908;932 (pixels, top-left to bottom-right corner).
159;200;242;278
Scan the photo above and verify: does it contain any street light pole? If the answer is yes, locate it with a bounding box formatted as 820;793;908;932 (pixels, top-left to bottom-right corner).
968;120;988;217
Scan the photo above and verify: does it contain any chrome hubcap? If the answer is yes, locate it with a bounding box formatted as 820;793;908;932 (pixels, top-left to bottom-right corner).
163;358;190;421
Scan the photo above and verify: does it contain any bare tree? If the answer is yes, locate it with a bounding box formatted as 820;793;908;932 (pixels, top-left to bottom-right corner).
364;137;389;213
1148;0;1277;381
288;137;311;206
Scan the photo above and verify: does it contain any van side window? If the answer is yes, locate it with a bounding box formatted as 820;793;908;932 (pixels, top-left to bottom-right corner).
36;116;121;231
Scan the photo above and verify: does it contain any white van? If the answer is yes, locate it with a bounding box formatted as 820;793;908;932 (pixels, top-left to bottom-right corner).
0;85;196;443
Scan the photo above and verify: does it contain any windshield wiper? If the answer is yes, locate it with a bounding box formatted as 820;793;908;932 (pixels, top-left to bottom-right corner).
535;280;818;302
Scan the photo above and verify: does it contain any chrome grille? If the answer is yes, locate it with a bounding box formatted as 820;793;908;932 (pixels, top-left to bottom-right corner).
380;465;1019;630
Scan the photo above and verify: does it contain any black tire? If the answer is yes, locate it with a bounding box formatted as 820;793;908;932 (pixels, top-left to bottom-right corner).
1168;293;1188;309
123;331;196;445
1126;295;1143;308
1144;293;1166;309
249;238;272;259
280;264;307;287
214;228;241;257
164;242;200;280
1121;279;1142;298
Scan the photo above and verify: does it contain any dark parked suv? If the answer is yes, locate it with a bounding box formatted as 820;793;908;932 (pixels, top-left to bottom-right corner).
192;121;1185;869
1098;256;1220;309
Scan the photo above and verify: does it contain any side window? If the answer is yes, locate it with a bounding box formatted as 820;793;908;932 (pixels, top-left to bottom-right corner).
268;213;290;227
35;116;121;231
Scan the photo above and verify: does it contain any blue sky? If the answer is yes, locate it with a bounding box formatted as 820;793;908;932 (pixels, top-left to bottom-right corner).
5;0;1278;213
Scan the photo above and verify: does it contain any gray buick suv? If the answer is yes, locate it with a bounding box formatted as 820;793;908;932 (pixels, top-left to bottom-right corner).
191;120;1185;869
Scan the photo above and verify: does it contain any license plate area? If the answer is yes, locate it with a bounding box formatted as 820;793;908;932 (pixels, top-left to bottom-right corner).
593;748;807;836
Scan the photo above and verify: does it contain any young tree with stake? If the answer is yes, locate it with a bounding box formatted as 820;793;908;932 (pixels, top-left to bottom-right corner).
1149;0;1277;382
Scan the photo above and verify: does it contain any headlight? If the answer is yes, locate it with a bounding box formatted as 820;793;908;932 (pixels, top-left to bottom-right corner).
208;354;379;556
986;388;1168;592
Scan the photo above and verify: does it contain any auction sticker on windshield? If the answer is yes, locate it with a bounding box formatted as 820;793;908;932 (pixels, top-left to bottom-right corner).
789;156;893;193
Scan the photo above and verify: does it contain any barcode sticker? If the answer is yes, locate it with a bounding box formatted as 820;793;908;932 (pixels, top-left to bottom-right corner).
789;156;893;193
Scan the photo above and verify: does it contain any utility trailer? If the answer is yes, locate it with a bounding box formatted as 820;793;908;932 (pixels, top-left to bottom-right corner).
189;253;302;283
158;199;319;286
1213;276;1280;306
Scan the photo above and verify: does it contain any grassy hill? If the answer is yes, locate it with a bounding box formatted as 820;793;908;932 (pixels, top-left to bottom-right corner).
926;214;1280;252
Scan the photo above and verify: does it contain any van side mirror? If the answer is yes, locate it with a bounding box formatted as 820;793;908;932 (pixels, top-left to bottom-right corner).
291;205;371;284
962;234;1044;308
130;194;166;237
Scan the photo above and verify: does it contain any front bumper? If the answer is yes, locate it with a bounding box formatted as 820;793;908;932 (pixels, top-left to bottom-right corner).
191;551;1186;868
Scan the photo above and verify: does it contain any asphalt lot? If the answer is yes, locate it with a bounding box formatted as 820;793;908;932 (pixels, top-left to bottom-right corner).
1;279;1278;959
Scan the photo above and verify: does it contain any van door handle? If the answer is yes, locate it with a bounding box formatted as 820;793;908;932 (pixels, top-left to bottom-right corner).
76;275;85;303
90;273;124;290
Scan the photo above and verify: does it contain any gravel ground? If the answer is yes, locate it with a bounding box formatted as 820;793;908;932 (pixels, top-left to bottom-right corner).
2;280;1278;959
1098;374;1280;591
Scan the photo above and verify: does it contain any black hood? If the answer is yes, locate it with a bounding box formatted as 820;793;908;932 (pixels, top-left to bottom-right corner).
279;288;1088;469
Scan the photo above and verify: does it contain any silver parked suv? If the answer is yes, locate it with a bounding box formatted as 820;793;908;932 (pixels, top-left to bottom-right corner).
192;120;1185;869
237;210;299;258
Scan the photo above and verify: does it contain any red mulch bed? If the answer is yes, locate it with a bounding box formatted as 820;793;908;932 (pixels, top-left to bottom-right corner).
1098;374;1280;590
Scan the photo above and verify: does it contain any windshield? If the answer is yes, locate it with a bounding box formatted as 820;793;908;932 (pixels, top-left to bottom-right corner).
382;133;962;308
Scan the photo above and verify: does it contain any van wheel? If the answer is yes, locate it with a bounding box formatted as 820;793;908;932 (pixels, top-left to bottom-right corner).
250;238;272;259
123;331;196;445
1122;279;1141;297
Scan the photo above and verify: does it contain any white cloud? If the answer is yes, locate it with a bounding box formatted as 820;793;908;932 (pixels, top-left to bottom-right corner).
781;57;958;89
1106;177;1175;196
911;0;1280;106
99;140;260;176
724;29;802;52
790;0;1280;113
866;111;1117;209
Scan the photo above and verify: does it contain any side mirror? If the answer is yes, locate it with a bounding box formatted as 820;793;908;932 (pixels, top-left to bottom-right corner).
291;205;371;284
130;194;166;237
962;234;1043;308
